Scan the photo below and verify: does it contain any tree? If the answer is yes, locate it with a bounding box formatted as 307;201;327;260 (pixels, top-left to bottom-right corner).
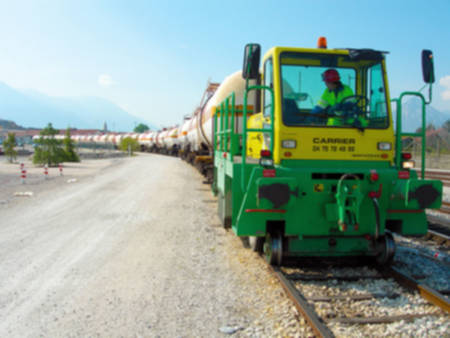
3;132;17;163
119;137;139;155
134;123;150;133
33;123;66;166
63;128;80;162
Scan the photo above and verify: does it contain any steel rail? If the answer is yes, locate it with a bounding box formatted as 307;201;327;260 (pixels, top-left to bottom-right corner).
427;215;450;243
413;169;450;187
272;264;449;337
379;266;450;313
428;229;450;243
428;214;450;227
270;266;335;338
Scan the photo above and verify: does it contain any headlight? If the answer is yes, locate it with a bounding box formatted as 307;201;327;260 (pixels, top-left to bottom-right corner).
402;160;415;169
259;158;274;167
377;142;392;151
282;140;297;148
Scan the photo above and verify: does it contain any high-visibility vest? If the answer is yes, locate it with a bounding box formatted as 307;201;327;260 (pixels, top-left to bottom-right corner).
318;84;354;108
317;84;368;127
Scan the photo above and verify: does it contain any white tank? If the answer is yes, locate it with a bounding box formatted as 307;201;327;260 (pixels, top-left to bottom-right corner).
178;118;191;149
93;135;102;144
138;133;146;146
99;134;108;143
165;127;179;149
147;131;155;148
188;71;256;153
115;134;124;145
155;130;166;150
186;114;199;151
107;134;117;145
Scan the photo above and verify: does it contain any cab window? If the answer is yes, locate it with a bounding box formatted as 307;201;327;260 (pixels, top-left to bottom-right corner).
280;52;389;129
263;58;273;117
366;63;389;128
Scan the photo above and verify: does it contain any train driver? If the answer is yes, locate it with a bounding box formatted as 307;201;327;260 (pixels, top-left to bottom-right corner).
311;69;367;128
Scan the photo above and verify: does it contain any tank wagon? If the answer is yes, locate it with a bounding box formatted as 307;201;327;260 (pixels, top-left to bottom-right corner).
180;73;256;178
162;126;180;156
208;38;442;265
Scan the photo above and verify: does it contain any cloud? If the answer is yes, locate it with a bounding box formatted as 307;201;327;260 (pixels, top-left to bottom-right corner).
439;75;450;100
98;74;117;87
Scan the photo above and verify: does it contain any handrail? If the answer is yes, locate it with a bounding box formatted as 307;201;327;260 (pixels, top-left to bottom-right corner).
394;92;427;179
215;93;237;158
242;85;274;192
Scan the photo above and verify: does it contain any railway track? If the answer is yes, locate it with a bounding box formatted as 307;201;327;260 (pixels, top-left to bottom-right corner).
269;263;449;337
427;215;450;246
437;201;450;215
417;169;450;187
427;229;450;246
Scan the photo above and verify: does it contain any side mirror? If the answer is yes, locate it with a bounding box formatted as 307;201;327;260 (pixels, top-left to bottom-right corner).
242;43;261;79
422;50;435;84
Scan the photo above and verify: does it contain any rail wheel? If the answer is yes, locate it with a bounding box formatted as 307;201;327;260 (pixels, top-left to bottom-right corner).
249;236;264;253
264;233;283;266
375;231;396;265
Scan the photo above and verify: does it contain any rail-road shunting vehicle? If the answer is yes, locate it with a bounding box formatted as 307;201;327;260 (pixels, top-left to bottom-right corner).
212;37;442;265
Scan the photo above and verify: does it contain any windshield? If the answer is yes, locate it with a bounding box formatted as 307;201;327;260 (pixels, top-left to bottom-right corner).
280;52;389;129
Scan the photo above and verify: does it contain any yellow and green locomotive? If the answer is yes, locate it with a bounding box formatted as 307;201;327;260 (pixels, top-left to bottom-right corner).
213;38;442;265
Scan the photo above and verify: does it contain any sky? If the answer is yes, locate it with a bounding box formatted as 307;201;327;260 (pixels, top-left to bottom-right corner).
0;0;449;129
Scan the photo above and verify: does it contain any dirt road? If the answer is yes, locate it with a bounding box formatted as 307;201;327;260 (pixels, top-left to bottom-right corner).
0;154;307;337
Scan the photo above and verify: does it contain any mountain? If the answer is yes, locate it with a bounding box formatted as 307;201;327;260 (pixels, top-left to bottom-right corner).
0;81;154;132
393;98;450;132
0;118;25;130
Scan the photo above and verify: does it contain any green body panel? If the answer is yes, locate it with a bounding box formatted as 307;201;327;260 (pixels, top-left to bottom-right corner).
214;154;442;256
385;211;428;236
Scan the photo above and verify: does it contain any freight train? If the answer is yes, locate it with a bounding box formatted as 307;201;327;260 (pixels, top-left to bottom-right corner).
60;38;443;266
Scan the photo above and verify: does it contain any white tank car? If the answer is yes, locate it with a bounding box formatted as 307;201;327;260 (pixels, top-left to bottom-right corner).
178;117;191;151
160;130;169;150
140;132;151;149
114;134;124;146
147;131;156;148
161;128;175;151
155;130;166;151
188;71;256;155
87;135;96;145
107;134;117;146
138;133;146;147
93;134;102;145
186;112;200;152
99;134;109;144
165;127;179;150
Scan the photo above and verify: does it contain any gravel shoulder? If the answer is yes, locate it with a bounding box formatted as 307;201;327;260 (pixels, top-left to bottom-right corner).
0;154;308;337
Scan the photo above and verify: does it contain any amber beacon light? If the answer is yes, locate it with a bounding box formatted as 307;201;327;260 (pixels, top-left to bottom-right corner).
317;36;327;49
